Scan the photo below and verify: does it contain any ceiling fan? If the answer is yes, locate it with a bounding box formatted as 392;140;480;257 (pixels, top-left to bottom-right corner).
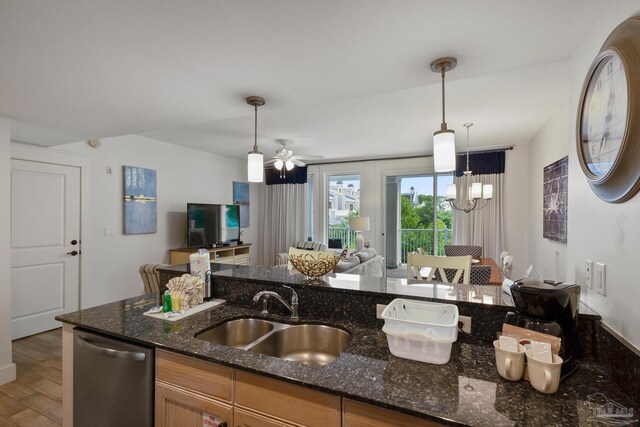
264;139;323;177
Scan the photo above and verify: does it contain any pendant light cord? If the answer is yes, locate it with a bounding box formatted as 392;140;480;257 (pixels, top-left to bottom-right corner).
466;124;471;172
253;105;258;151
441;67;446;130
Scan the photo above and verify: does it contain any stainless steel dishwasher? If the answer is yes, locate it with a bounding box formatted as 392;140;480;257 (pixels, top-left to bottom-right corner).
73;328;154;427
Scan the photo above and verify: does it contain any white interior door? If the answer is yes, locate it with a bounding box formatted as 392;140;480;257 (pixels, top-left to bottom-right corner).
11;159;81;339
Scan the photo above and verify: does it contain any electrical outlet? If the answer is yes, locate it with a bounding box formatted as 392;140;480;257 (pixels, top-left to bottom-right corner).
596;262;606;296
104;226;114;236
376;304;387;319
106;165;113;175
585;259;593;288
459;315;471;334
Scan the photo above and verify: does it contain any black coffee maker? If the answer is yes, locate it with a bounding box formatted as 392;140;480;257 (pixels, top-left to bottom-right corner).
504;278;580;380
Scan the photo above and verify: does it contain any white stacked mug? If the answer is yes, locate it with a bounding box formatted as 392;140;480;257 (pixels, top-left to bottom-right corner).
525;350;563;394
493;340;526;381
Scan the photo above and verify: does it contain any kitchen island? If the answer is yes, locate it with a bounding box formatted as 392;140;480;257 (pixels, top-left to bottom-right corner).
57;265;637;426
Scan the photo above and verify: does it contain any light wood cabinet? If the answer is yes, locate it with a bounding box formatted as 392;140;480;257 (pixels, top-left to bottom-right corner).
342;399;443;427
235;371;341;427
169;244;251;265
155;381;232;427
156;350;233;403
155;350;440;427
233;408;297;427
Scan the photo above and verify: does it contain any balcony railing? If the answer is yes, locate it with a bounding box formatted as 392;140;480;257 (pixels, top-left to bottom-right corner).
327;226;452;261
328;226;357;249
399;228;452;262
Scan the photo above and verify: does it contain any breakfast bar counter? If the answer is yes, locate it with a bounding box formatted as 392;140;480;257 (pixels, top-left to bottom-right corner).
57;267;637;426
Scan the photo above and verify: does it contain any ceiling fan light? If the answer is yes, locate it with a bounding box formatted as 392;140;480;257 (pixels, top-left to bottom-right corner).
247;151;264;182
274;159;284;170
285;160;294;170
433;130;456;172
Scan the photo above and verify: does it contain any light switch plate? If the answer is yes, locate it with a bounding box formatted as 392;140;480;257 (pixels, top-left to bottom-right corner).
585;259;593;288
596;262;606;296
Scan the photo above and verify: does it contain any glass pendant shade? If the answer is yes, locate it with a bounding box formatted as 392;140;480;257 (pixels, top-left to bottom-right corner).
246;96;266;183
433;130;456;172
247;151;264;182
285;160;294;170
470;182;483;199
446;183;457;200
274;159;284;170
483;184;493;199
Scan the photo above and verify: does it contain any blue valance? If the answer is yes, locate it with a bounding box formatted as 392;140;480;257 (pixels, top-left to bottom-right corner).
455;151;505;177
265;166;308;185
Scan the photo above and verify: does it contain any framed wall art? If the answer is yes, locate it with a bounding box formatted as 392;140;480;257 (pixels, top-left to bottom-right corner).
123;166;157;234
543;156;568;243
233;181;250;228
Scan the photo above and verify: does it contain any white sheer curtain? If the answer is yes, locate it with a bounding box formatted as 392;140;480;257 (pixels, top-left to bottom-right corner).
259;183;307;266
452;173;505;261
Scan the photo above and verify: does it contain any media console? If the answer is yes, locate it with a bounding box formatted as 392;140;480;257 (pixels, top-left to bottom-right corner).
169;243;251;265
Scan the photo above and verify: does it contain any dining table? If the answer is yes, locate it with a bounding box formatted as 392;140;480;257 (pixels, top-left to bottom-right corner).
476;257;504;285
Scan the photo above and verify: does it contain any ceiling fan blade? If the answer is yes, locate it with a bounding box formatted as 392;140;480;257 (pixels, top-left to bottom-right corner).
264;159;277;164
293;154;324;160
292;159;306;166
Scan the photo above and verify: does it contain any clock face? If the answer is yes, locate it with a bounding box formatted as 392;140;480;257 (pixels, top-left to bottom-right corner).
580;53;629;177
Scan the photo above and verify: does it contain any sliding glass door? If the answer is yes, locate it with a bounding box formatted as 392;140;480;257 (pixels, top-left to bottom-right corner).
385;173;453;267
327;174;360;249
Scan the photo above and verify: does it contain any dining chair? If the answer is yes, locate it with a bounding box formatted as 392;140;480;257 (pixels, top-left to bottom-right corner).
434;265;492;285
444;245;482;259
407;252;471;284
502;255;514;279
139;263;170;293
499;250;509;265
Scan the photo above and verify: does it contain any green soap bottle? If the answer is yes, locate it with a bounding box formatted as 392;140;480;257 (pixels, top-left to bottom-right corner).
162;290;172;313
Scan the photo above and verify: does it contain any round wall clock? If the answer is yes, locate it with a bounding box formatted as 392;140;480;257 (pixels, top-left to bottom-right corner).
576;14;640;203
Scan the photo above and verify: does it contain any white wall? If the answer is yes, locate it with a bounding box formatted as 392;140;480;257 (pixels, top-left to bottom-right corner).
525;103;571;281
0;117;16;385
566;6;640;349
56;135;258;308
526;5;640;350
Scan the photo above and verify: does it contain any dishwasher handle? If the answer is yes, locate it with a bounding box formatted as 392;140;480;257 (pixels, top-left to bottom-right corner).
75;334;147;362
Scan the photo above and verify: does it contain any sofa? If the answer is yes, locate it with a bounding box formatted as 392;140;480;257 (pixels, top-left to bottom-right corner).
333;248;384;277
275;244;385;278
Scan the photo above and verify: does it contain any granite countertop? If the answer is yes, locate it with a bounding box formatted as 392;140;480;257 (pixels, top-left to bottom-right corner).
57;293;633;427
160;263;601;318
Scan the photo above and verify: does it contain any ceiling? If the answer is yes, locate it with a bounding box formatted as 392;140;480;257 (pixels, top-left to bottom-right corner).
0;1;612;161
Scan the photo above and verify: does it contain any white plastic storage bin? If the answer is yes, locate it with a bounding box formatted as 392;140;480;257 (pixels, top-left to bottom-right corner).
381;299;459;364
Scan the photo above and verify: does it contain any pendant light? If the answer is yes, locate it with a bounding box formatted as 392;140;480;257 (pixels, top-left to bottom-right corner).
246;96;265;183
446;123;493;213
431;57;457;173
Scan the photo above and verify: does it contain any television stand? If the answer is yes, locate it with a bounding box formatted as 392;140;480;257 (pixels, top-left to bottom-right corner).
169;243;251;265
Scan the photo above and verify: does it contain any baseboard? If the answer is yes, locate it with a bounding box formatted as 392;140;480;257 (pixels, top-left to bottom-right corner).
0;362;16;385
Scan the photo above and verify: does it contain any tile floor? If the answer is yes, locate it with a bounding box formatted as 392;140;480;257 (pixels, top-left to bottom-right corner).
0;329;63;426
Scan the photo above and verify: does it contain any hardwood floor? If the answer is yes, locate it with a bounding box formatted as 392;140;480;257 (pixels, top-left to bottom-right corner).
0;329;62;426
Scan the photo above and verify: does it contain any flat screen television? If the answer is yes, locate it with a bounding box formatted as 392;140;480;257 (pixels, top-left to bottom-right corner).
187;203;240;247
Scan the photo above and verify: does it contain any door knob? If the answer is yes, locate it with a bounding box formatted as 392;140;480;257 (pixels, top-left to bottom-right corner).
66;250;79;256
71;239;78;245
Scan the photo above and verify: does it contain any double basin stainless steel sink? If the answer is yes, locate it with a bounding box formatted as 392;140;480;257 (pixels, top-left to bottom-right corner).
196;318;351;366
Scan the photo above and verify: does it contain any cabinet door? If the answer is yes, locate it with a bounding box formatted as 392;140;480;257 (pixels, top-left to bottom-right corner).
156;381;232;427
233;408;296;427
235;371;340;427
156;349;233;403
342;399;442;427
